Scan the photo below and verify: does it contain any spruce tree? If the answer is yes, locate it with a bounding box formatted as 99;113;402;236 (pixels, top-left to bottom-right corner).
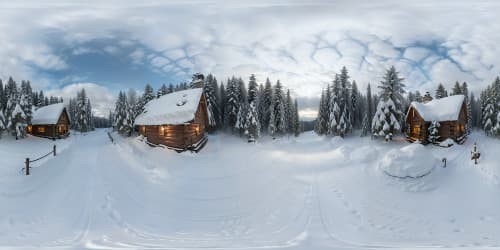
225;78;240;130
246;74;260;141
435;83;447;99
293;99;300;136
260;78;273;133
372;66;406;141
361;83;373;137
452;81;462;95
204;74;219;130
428;121;440;144
273;80;286;135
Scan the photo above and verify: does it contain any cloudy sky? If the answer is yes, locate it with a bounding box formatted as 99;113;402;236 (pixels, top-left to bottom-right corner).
1;0;499;119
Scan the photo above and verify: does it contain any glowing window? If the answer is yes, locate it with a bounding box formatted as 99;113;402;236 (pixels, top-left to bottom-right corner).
38;127;46;133
412;125;420;135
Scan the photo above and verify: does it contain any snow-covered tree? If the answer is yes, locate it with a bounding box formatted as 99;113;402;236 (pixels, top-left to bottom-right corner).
75;89;90;132
273;80;286;135
293;99;300;136
235;103;247;137
7;103;27;139
428;121;440;144
361;83;373;137
259;78;273;133
204;74;219;130
482;92;496;136
285;89;293;134
246;102;260;142
246;74;260;141
225;78;240;130
452;81;462;95
372;66;406;140
435;83;447;99
315;89;328;135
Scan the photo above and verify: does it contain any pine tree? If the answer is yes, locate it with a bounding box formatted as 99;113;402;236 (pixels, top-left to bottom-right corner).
235;103;247;137
414;91;423;102
157;84;167;98
273;80;286;135
372;66;406;140
435;83;447;99
428;121;440;144
246;74;260;141
339;66;352;134
204;74;219;130
260;78;273;133
219;82;226;129
482;86;496;136
452;81;462;95
315;89;328;135
293;99;300;136
7;103;27;139
20;81;33;123
76;89;90;132
361;83;373;136
328;75;341;136
225;78;240;130
37;90;45;107
461;81;472;134
285;89;293;134
246;102;260;142
351;80;360;128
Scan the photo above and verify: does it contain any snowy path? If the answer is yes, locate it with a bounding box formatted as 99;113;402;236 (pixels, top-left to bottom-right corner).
0;130;499;249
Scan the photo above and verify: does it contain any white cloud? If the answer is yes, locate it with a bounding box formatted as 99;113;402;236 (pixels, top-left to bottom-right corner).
1;1;500;117
46;83;116;117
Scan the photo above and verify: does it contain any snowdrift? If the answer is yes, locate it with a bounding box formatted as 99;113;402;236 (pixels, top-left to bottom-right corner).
380;143;439;178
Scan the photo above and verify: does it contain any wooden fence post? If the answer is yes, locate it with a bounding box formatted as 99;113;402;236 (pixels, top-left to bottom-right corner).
25;158;29;176
53;145;56;156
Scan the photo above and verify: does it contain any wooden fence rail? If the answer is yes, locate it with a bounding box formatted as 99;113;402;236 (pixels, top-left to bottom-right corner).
23;145;56;176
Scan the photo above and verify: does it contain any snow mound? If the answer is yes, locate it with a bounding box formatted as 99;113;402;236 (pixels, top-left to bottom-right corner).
329;136;344;146
380;143;438;178
439;138;455;147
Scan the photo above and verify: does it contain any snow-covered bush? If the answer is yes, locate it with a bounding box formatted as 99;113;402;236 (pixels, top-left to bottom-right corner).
428;121;440;144
379;143;439;178
439;138;455;147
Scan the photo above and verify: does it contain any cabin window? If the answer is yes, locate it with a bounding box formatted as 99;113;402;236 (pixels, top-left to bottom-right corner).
412;125;420;135
159;126;167;136
140;126;145;134
38;127;45;133
194;124;200;135
27;125;32;133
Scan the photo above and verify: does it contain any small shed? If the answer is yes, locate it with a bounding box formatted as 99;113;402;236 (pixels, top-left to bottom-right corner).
134;88;209;152
28;103;70;139
405;95;467;143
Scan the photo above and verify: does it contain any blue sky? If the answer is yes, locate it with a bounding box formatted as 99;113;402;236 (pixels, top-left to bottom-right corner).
1;0;499;118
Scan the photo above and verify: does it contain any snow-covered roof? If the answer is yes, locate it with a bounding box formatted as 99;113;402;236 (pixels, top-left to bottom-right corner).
134;88;204;125
409;95;465;122
31;103;66;125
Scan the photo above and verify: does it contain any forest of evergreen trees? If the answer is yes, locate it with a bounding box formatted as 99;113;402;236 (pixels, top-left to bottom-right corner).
113;73;301;142
0;76;107;140
2;67;499;143
0;77;65;139
315;66;500;140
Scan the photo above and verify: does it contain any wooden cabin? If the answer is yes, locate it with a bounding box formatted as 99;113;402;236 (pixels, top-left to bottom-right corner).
134;88;209;152
28;103;70;139
406;95;467;143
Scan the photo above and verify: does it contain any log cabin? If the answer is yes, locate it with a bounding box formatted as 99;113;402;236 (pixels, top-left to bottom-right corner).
27;103;70;139
134;88;209;152
405;94;467;144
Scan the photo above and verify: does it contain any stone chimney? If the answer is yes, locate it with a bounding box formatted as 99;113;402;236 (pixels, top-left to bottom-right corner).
190;73;205;89
423;91;433;103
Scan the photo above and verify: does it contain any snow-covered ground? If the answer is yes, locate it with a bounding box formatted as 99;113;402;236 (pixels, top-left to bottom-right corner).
0;129;499;249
